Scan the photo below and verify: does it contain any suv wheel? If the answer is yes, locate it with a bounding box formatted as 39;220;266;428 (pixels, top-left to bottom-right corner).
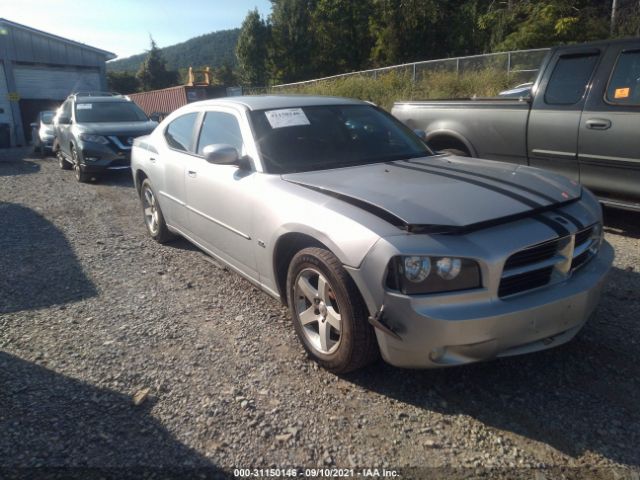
58;150;72;170
140;179;174;243
287;247;379;373
71;146;92;183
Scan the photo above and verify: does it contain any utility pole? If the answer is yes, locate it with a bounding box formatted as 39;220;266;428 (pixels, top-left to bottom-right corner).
611;0;618;36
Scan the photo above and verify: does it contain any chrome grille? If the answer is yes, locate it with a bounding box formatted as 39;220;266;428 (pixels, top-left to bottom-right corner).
499;266;554;297
499;223;599;298
570;225;598;271
503;238;560;270
574;225;594;247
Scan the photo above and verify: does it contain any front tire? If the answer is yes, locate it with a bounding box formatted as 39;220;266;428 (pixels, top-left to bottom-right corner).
71;146;92;183
140;178;174;243
58;150;72;170
287;247;378;373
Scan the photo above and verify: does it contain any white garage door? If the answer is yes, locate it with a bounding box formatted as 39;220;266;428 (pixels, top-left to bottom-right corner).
0;62;14;126
14;66;101;100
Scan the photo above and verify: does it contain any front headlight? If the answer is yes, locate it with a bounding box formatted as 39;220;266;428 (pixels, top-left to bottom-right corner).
80;133;109;145
387;256;481;295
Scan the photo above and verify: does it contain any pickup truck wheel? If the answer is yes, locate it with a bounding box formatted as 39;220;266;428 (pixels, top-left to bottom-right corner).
140;179;174;243
287;247;378;373
439;148;469;157
57;151;72;170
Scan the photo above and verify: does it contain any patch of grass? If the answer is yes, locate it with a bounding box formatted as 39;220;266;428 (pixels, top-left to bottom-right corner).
268;68;515;110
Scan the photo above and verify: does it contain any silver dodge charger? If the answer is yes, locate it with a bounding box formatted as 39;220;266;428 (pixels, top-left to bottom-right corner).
131;95;613;372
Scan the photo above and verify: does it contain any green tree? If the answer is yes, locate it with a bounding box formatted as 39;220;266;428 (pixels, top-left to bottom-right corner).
236;9;270;86
136;37;179;91
370;0;450;66
611;0;640;37
106;71;139;94
268;0;317;83
479;1;609;52
312;0;374;76
211;62;239;86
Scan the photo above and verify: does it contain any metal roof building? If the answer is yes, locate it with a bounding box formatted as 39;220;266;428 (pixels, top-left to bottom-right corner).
0;18;115;147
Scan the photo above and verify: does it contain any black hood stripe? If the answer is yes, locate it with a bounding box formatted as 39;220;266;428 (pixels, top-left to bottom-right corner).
534;214;571;237
555;210;585;230
410;159;559;204
287;181;408;229
390;161;544;209
286;178;580;236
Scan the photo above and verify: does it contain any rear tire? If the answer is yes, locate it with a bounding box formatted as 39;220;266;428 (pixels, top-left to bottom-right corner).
438;148;469;157
287;247;378;373
140;178;174;243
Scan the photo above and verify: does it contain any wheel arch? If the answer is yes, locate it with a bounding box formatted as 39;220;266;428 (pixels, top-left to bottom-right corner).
272;232;328;305
426;129;476;157
134;169;148;196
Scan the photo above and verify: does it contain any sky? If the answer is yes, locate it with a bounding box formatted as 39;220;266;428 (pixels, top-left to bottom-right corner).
0;0;272;60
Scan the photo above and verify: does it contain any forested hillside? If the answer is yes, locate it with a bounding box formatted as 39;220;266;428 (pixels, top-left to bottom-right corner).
107;0;639;96
107;29;240;72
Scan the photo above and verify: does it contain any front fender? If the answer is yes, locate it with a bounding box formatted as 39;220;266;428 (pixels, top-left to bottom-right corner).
270;222;379;270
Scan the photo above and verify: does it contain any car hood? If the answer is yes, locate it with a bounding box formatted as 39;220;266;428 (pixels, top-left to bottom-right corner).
76;121;157;136
282;156;582;233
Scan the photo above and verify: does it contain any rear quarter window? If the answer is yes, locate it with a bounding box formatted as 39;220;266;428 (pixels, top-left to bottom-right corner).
545;53;599;105
606;50;640;105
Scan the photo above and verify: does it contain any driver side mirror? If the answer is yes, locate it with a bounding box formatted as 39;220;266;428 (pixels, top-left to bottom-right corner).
202;144;240;165
58;115;71;125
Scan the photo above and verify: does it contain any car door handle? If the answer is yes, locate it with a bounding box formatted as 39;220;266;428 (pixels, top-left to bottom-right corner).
585;118;611;130
187;170;197;177
149;157;156;163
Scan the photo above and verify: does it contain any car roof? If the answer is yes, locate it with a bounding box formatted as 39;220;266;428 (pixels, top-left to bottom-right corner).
74;96;132;103
193;95;370;111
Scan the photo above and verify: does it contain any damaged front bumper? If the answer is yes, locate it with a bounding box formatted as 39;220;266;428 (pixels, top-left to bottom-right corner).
347;233;613;369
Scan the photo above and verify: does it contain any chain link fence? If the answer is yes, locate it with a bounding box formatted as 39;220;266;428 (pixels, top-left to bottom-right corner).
245;47;550;95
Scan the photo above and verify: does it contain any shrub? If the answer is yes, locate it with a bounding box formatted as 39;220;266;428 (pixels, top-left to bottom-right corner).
270;68;514;110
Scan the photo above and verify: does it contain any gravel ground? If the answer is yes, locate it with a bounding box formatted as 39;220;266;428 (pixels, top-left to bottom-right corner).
1;153;639;479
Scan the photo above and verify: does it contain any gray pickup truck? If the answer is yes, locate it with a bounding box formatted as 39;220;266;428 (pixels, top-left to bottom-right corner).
392;38;640;211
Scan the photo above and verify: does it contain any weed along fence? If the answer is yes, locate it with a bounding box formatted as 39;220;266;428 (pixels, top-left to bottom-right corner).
249;48;550;110
272;48;550;90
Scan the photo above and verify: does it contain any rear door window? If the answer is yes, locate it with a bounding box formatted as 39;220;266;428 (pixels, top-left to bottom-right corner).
606;50;640;105
164;113;198;152
545;53;599;105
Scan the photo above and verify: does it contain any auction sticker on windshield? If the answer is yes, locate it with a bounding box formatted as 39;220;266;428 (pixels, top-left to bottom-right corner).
76;104;93;109
265;108;310;129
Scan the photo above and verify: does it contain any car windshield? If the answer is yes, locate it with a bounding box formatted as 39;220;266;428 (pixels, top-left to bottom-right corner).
41;112;54;124
249;104;431;173
75;101;148;123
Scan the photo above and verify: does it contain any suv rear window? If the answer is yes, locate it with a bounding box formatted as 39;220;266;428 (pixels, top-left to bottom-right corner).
75;102;148;123
606;50;640;105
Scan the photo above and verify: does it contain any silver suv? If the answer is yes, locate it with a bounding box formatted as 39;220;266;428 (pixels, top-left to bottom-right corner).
54;92;156;182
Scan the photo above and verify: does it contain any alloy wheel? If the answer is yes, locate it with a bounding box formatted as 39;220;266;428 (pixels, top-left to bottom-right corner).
142;185;160;235
294;268;342;354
